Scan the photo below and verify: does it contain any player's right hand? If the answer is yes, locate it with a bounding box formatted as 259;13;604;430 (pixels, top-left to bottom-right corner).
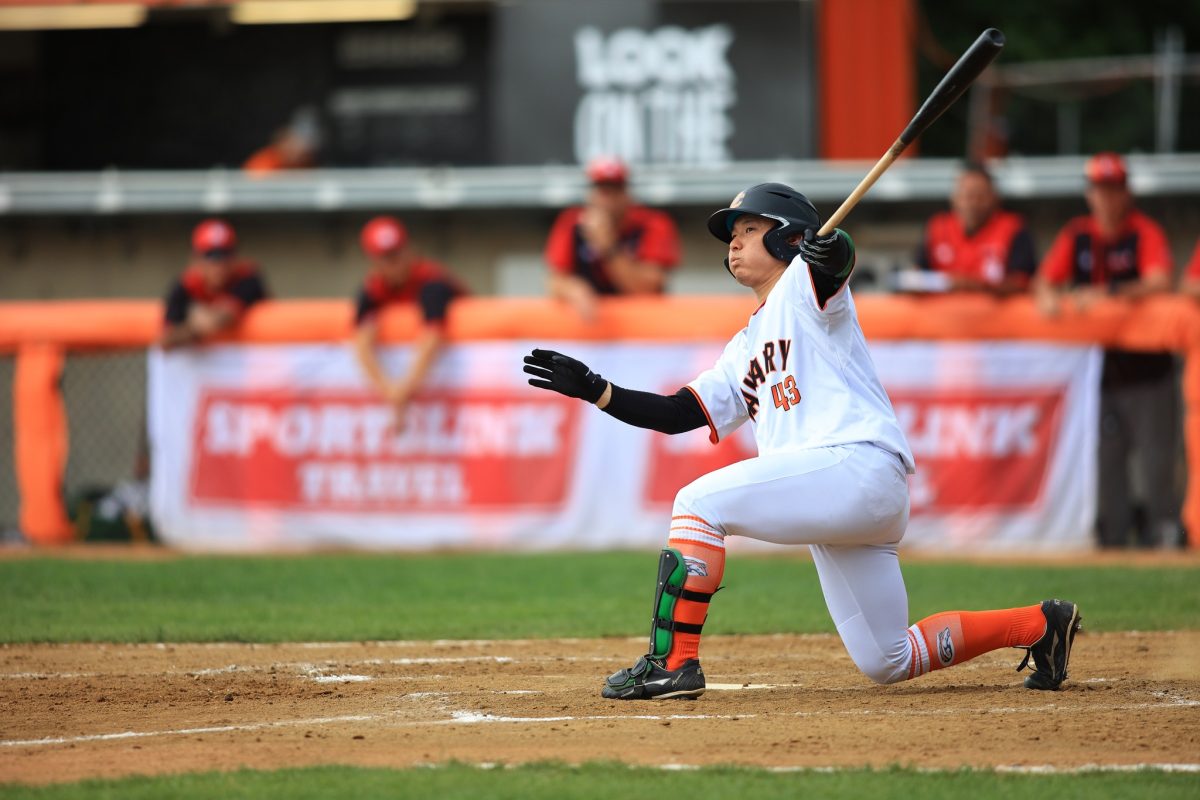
523;349;608;403
799;228;852;276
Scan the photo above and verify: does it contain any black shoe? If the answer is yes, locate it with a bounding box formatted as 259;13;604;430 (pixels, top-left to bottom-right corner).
601;655;705;700
1017;599;1082;690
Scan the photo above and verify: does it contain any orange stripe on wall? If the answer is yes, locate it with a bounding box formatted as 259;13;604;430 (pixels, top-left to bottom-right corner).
819;0;916;159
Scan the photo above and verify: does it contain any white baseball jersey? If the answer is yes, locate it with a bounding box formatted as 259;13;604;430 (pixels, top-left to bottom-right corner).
686;256;916;473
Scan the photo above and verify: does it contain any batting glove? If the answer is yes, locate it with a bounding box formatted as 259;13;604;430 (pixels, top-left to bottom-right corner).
523;348;608;403
798;228;854;276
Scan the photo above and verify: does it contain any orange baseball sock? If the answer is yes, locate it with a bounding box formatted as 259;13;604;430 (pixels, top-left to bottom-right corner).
907;604;1046;678
663;537;725;671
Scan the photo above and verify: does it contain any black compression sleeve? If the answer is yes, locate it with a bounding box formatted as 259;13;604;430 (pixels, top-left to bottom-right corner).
600;385;707;435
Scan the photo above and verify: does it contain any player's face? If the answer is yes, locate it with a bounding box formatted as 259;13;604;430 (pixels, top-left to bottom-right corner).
588;182;630;219
195;252;235;289
1085;183;1130;232
727;214;787;290
952;172;996;232
373;249;413;285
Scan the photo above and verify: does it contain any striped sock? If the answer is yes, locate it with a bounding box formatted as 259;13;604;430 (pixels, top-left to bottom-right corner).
663;515;726;671
906;604;1046;679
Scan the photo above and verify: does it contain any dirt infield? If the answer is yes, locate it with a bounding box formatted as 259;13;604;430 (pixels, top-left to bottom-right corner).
2;632;1198;785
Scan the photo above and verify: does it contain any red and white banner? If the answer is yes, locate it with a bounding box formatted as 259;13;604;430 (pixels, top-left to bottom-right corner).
148;341;1100;551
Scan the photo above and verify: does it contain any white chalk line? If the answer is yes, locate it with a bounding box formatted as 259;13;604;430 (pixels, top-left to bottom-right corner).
432;760;1200;775
441;710;739;724
0;656;524;682
0;713;383;748
5;692;1197;750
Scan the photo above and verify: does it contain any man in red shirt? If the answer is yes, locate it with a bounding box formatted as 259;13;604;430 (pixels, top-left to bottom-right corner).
915;163;1036;294
352;216;466;423
1034;152;1179;549
159;219;269;350
544;157;680;321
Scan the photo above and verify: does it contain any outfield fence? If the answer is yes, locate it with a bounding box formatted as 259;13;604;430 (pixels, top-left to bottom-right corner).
3;295;1200;548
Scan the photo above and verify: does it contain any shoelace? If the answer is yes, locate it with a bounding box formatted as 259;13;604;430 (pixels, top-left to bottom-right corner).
1015;647;1033;673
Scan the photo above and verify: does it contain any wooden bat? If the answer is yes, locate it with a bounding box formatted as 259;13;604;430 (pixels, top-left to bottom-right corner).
817;28;1006;237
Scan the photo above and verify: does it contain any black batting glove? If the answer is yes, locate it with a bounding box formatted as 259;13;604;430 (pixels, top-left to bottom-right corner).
523;348;608;403
799;228;854;277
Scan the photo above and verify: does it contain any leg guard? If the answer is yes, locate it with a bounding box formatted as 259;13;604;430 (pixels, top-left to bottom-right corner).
648;548;713;660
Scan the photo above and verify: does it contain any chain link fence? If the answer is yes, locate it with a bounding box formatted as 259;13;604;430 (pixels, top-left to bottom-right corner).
62;350;148;522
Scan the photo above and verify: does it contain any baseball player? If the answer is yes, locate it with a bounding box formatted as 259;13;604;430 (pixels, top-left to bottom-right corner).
159;219;268;350
524;183;1081;699
352;215;466;423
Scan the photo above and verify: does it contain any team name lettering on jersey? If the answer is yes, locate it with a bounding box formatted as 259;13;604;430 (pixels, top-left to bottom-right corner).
685;254;914;472
740;339;792;420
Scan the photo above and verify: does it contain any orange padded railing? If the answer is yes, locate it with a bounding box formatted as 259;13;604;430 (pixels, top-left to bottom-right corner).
4;295;1200;547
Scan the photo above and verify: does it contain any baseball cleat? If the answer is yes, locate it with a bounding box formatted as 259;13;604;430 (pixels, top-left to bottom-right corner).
601;655;705;700
1017;599;1082;690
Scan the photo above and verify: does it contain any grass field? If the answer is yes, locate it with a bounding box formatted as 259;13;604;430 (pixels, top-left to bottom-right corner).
3;763;1199;800
2;551;1198;798
2;552;1198;643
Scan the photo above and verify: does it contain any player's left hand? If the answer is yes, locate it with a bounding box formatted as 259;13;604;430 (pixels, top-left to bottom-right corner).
523;349;608;403
799;228;852;276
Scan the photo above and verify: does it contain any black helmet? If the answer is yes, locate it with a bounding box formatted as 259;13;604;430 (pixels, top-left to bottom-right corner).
707;183;821;263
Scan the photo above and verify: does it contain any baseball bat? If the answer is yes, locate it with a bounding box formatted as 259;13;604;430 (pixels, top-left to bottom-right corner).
817;27;1005;237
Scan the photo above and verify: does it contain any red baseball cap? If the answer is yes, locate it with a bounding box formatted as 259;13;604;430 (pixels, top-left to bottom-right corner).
361;216;408;257
192;219;237;256
1085;152;1128;186
586;156;628;186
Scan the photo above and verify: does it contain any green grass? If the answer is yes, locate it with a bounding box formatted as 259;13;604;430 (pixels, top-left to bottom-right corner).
2;763;1197;800
1;552;1197;643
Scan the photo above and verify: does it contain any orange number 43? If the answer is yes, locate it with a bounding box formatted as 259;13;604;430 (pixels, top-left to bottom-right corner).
771;375;802;411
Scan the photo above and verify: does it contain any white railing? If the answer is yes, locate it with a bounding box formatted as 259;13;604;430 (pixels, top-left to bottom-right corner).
2;154;1200;215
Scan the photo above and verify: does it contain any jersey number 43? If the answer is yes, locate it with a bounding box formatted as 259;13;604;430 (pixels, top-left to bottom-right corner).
771;375;802;411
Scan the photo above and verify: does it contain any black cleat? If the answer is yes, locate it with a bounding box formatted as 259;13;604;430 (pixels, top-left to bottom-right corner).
601;655;705;700
1017;599;1082;690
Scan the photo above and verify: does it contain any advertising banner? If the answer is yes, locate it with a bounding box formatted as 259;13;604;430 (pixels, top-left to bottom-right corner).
149;341;1100;551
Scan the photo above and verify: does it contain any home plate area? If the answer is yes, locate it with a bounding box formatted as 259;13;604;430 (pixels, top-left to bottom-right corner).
2;633;1198;785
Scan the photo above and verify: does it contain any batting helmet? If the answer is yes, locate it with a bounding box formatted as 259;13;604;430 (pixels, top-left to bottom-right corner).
707;183;821;263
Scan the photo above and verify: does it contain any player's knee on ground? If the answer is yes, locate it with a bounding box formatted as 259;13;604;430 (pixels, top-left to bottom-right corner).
840;631;911;685
852;652;909;685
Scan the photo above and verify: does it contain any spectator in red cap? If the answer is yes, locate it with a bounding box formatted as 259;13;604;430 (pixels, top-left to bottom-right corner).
909;162;1036;294
158;219;269;350
544;157;680;321
1034;152;1180;549
352;215;467;423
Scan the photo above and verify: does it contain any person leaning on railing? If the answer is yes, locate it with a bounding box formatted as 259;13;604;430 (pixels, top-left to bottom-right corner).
1033;152;1181;550
904;162;1037;295
544;157;681;322
351;215;468;427
158;219;269;350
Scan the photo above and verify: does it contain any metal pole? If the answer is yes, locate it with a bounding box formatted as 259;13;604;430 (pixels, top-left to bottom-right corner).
1155;26;1184;153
